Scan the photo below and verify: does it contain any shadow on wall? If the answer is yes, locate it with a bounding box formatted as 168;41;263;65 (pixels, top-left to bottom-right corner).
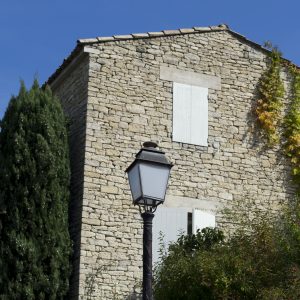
125;292;142;300
83;253;142;300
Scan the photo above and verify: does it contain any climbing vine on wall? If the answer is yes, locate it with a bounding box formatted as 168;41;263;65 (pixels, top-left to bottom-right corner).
256;45;300;191
255;47;285;145
283;66;300;187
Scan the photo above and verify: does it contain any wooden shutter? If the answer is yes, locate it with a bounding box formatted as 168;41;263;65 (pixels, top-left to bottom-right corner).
192;209;215;234
173;82;208;146
152;207;189;264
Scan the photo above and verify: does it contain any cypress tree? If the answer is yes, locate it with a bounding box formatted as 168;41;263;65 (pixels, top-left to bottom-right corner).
0;81;72;299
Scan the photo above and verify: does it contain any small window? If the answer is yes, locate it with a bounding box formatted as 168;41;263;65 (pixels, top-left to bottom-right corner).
187;212;193;235
173;82;208;146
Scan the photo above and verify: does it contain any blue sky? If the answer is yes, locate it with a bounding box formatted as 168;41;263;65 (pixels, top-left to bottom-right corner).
1;0;300;119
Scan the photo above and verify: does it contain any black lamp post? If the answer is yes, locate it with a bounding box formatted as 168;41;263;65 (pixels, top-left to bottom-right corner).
126;142;173;300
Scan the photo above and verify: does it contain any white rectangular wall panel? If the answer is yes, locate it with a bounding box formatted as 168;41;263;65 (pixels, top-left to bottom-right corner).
173;82;208;146
173;82;191;144
191;85;208;146
152;207;189;264
192;209;215;234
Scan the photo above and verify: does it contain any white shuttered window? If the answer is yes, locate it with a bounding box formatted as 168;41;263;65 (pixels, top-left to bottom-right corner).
152;207;189;264
153;207;216;264
173;82;208;146
192;209;215;233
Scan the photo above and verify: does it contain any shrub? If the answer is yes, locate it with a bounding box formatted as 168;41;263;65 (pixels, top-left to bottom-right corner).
154;202;300;300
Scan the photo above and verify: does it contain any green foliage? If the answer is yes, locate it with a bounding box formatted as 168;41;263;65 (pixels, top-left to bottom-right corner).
255;46;285;145
154;202;300;300
171;227;224;253
283;66;300;186
0;81;72;299
255;45;300;191
154;228;225;300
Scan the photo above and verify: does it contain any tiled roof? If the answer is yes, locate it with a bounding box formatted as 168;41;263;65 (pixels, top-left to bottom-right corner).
45;24;297;86
77;24;229;44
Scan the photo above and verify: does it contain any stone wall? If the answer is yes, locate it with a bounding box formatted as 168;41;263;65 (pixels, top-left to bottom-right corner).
50;54;90;299
52;29;295;299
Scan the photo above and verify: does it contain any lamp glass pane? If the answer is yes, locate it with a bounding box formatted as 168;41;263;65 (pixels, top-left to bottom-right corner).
140;163;170;201
128;163;142;201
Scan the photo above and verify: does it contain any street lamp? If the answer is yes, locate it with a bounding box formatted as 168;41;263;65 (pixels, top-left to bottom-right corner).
126;142;173;300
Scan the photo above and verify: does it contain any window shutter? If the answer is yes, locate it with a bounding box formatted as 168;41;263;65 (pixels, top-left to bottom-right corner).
173;82;208;146
192;209;215;234
152;207;189;264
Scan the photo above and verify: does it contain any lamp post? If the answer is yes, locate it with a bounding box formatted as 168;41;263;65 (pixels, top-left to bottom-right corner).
126;142;173;300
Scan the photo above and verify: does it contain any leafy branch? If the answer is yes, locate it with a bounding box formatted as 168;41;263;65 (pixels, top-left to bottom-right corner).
255;46;284;145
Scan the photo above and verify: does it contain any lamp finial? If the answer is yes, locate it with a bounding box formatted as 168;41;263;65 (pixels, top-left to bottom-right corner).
143;141;157;149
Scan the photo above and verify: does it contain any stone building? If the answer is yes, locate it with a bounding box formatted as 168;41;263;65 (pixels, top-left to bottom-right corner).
46;24;296;299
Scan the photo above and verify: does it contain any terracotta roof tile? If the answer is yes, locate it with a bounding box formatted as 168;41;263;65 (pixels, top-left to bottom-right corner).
132;33;149;38
162;29;181;35
148;32;165;37
179;28;195;34
113;35;133;40
96;36;115;42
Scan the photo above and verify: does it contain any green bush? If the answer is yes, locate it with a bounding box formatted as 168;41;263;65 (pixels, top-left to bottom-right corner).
154;202;300;300
0;81;72;299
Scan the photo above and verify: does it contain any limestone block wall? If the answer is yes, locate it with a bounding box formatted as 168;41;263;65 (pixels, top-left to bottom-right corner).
50;29;296;299
50;54;90;299
81;30;295;299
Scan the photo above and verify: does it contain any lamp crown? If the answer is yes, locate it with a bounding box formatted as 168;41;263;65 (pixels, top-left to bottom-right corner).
143;141;158;149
